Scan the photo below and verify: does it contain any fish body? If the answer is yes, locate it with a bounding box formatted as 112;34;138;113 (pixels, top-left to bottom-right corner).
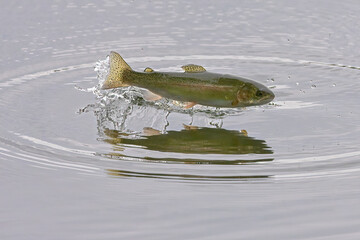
102;51;274;108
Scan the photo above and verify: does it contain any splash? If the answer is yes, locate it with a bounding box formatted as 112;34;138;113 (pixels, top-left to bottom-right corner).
87;56;246;117
94;55;110;87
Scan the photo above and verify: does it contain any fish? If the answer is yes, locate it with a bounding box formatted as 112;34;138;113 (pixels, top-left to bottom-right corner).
101;51;275;108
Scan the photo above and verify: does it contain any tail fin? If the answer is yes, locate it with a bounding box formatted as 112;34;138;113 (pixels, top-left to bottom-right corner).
101;51;132;89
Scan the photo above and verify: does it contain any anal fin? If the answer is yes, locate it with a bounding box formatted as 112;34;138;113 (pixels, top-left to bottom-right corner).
142;90;162;101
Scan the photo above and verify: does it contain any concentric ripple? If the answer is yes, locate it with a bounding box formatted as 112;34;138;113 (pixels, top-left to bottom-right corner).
0;54;359;182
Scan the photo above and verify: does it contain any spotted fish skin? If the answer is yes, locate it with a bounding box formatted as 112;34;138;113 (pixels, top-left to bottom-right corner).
102;51;275;108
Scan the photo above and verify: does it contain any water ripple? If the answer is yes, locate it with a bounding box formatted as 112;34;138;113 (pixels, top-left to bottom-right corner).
0;53;359;182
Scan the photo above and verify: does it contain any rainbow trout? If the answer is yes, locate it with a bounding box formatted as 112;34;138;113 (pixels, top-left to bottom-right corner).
102;51;275;108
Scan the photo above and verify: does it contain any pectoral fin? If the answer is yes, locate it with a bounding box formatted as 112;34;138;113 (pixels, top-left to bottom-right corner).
142;90;162;101
181;64;206;73
184;102;197;109
231;99;239;106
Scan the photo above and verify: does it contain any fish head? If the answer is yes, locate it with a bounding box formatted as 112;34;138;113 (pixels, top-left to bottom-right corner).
236;82;275;107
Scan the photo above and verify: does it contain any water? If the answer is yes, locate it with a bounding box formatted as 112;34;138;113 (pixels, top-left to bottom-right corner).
1;1;360;239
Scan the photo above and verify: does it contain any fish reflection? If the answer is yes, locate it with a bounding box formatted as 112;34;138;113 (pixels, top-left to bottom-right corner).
103;125;273;179
102;126;273;164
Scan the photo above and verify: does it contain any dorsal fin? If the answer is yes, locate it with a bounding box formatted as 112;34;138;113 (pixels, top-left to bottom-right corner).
181;64;206;73
144;67;154;72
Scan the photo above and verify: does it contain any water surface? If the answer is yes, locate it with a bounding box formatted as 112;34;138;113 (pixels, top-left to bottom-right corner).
1;1;360;239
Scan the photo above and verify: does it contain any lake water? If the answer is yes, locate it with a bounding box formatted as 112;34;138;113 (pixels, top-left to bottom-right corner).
1;1;360;239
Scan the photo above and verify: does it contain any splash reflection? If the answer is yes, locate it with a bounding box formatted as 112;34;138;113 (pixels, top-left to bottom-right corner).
85;96;274;162
82;85;274;180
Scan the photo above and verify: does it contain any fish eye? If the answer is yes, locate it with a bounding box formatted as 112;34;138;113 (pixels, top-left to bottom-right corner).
255;90;263;97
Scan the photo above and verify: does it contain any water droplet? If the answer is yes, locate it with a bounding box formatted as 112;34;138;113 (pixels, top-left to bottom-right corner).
332;83;336;87
296;82;299;86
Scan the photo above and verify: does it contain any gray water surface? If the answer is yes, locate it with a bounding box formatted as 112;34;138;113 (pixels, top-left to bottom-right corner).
1;1;360;239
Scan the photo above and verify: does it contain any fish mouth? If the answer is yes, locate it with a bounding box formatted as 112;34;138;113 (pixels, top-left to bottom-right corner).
255;88;275;105
264;91;275;102
260;93;274;105
236;86;275;107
